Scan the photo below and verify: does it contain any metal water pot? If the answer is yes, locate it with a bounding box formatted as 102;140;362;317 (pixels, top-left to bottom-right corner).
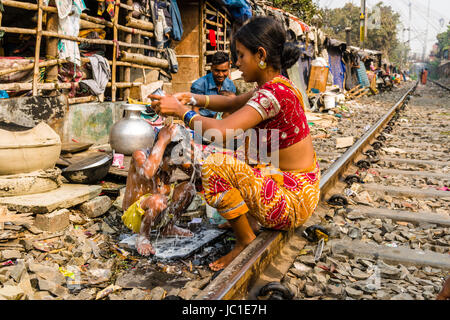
109;104;156;155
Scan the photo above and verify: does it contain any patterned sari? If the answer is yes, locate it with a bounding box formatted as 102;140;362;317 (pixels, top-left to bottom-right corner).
201;76;320;230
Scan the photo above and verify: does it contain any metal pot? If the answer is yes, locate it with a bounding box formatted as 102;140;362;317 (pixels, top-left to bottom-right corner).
109;104;156;155
61;153;113;184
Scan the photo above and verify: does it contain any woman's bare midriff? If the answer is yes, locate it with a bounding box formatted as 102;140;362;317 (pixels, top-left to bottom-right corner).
272;135;315;171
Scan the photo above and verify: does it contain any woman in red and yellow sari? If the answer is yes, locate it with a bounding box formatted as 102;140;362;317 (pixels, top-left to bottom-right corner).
150;16;320;271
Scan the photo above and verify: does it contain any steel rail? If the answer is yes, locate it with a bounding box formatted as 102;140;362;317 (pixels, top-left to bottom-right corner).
430;80;450;92
195;81;418;300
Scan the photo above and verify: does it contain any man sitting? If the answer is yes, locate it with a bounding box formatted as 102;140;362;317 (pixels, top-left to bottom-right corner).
121;124;197;256
190;51;236;118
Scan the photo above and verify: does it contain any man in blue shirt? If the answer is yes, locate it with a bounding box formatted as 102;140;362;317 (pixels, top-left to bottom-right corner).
190;51;236;118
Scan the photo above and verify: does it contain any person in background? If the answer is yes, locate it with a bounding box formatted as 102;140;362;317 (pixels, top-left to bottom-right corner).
421;67;428;85
190;51;236;118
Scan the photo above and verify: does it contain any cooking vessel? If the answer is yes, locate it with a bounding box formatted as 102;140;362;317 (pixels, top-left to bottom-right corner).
61;152;113;184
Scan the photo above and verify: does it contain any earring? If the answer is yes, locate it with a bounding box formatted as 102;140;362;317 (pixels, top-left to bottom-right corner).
258;60;267;69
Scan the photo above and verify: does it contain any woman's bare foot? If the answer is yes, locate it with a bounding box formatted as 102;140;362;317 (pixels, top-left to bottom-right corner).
209;214;256;271
209;241;253;271
161;224;193;237
218;221;232;229
136;234;155;256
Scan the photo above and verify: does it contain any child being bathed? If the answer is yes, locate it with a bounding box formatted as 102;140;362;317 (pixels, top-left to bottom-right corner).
121;124;197;256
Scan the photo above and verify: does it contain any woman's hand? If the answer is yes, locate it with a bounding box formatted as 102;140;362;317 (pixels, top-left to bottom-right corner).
173;92;193;105
148;94;189;118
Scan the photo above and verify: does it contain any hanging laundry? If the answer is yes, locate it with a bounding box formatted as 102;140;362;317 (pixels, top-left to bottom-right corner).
57;0;86;66
79;54;111;96
106;0;115;18
166;48;178;73
97;0;105;15
169;0;183;41
208;29;216;48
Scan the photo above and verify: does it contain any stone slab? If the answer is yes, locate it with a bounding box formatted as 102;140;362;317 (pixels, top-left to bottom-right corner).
331;240;450;270
0;184;102;213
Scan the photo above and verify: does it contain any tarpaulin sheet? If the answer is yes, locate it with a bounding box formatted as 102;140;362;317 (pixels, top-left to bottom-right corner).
356;61;370;87
328;48;346;90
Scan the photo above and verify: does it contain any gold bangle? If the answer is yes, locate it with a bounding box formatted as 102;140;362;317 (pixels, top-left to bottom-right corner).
188;114;199;128
204;95;210;109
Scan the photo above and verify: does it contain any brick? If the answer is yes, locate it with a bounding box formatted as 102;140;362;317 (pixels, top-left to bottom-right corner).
80;196;112;218
34;209;69;232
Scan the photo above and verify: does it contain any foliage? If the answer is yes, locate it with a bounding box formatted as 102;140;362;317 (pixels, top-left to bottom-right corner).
322;2;402;63
435;24;450;57
271;0;323;25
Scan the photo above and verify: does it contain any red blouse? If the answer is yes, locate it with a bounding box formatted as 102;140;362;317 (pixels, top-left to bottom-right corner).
247;75;310;153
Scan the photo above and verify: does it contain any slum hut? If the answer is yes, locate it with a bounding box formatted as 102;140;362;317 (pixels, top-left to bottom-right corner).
325;38;346;91
0;0;240;144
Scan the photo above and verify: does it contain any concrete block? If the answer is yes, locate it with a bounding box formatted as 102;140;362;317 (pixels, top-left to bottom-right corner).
0;184;102;213
34;209;70;232
80;195;112;218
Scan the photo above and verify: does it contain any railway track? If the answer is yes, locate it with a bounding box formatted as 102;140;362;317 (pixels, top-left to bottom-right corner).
195;80;450;300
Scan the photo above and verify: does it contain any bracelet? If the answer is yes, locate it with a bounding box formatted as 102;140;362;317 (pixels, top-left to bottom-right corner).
204;95;210;109
188;95;197;106
188;114;199;128
183;110;198;127
182;110;191;122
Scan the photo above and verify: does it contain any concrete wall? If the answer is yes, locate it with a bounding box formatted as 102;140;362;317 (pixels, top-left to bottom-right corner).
63;101;124;144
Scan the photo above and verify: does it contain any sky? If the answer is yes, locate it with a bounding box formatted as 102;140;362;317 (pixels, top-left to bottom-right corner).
315;0;450;58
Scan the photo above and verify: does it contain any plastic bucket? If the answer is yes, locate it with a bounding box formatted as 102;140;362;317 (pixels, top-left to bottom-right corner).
324;93;336;110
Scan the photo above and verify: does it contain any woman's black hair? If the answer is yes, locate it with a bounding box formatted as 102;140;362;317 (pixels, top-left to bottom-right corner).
234;16;301;70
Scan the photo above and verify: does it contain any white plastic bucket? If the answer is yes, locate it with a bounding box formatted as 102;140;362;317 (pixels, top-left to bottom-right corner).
324;93;336;110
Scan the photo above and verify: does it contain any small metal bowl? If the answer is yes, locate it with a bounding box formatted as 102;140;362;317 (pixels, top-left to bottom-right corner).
61;153;113;184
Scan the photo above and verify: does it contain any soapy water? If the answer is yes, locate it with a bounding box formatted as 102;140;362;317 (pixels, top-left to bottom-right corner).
119;226;227;260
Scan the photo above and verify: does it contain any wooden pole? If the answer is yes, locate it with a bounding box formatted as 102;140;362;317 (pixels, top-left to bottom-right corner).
120;51;169;68
32;0;43;96
126;16;154;31
45;0;58;90
111;0;120;102
124;0;133;100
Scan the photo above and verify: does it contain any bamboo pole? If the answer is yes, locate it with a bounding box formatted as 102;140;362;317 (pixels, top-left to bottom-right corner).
126;16;154;31
119;2;152;18
0;81;147;91
111;1;120;102
80;19;105;30
0;58;167;78
45;0;58;88
124;0;134;100
120;51;169;68
32;0;43;96
68;95;98;104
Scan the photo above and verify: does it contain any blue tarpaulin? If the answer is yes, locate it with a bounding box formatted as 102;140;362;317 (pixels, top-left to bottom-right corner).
356;61;370;87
